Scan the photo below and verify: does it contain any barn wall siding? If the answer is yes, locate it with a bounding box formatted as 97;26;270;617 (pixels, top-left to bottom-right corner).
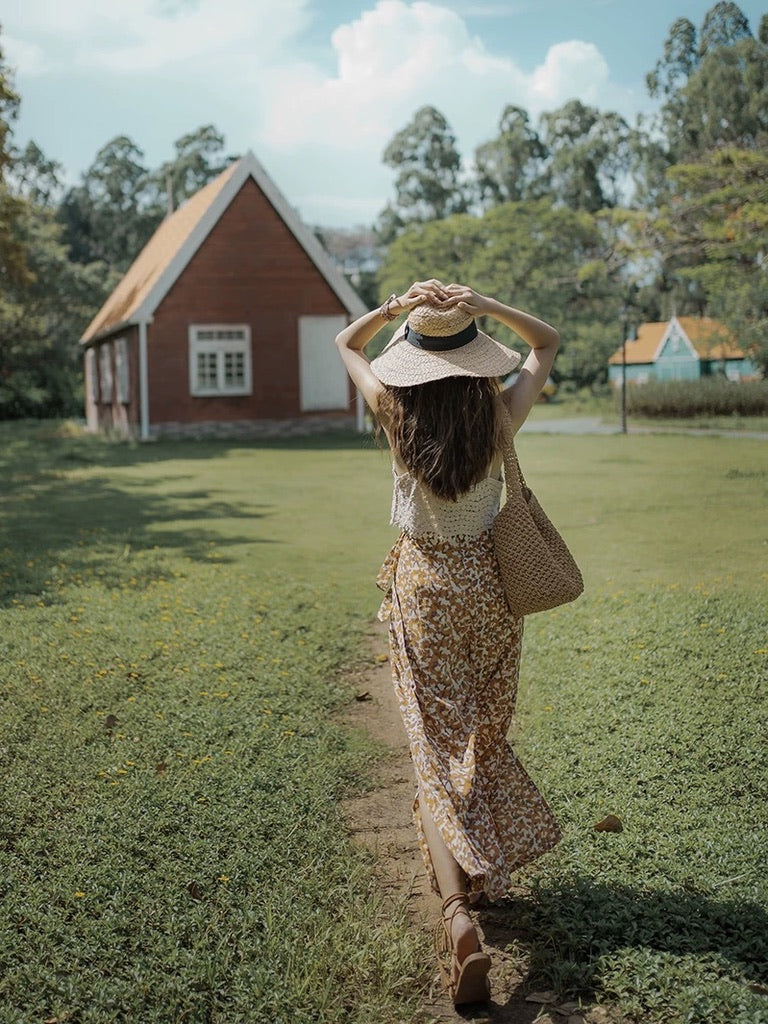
146;178;356;426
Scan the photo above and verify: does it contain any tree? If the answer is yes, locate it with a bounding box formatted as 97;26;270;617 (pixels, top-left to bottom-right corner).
59;135;161;272
539;100;632;212
155;124;237;212
659;148;768;371
378;213;486;305
0;26;30;293
0;147;115;418
377;106;468;242
647;16;698;99
474;105;546;208
698;1;752;54
647;3;768;160
11;140;64;207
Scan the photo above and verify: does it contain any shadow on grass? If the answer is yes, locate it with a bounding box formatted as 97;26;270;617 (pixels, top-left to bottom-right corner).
479;877;768;1010
0;421;375;473
0;427;290;606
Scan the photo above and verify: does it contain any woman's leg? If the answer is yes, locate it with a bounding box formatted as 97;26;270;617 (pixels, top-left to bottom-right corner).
418;791;481;963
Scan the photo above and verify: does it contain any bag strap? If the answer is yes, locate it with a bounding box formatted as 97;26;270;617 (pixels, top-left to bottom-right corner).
497;400;530;500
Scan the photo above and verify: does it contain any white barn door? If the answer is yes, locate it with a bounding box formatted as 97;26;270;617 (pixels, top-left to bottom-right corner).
299;315;348;411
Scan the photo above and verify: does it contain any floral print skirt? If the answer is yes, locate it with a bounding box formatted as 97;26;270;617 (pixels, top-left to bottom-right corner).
377;530;561;900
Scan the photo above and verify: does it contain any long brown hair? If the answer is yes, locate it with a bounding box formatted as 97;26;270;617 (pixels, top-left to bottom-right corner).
378;376;502;501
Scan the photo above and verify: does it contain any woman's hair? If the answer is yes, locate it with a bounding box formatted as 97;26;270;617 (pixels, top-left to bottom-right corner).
378;376;502;501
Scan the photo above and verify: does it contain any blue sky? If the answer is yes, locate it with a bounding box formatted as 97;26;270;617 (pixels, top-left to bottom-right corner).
3;0;766;227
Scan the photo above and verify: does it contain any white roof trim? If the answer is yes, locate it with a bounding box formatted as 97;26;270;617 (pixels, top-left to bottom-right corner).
131;151;366;326
653;316;699;362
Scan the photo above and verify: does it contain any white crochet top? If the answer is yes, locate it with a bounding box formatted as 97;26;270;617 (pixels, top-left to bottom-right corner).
390;465;503;539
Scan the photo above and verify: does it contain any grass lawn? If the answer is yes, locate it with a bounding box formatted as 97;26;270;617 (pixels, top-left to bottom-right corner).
1;420;766;1023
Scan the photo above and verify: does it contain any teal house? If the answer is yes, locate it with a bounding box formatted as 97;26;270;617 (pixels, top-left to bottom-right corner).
608;316;760;385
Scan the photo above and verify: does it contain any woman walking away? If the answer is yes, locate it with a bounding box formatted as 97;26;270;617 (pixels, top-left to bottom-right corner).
335;280;562;1006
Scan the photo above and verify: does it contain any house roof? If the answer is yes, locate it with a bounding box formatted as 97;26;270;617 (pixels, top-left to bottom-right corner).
608;316;744;365
81;151;367;345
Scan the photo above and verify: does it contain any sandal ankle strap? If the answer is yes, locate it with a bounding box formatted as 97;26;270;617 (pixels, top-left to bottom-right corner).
441;892;470;918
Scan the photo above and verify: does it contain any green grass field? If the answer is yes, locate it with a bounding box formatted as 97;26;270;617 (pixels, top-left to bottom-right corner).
1;420;766;1023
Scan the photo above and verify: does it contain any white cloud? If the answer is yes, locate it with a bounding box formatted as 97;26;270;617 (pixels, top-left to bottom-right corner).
245;1;626;224
5;0;312;72
2;34;48;76
255;2;619;170
258;1;528;151
530;40;610;106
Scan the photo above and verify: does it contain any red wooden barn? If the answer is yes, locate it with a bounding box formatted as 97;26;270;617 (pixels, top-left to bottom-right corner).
80;151;367;438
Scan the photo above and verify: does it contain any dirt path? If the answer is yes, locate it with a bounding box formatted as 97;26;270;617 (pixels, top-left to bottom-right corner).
343;623;594;1024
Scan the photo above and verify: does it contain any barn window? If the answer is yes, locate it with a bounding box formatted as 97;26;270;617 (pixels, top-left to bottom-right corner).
99;343;113;403
115;337;130;403
86;348;99;403
189;325;252;396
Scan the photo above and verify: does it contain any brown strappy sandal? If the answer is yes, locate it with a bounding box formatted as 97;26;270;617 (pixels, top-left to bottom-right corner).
434;892;491;1005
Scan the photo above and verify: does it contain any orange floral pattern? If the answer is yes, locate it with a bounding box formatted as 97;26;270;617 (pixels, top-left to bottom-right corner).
377;530;561;900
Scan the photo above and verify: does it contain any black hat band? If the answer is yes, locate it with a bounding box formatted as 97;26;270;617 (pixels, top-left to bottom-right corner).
405;321;478;351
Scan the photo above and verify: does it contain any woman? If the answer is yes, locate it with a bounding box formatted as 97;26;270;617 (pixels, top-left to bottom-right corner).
335;279;562;1005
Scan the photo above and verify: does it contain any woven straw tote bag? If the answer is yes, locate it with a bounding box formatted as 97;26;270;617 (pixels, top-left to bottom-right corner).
492;406;583;618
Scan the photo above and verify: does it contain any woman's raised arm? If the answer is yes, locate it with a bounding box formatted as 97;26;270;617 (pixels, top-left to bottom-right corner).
443;284;560;434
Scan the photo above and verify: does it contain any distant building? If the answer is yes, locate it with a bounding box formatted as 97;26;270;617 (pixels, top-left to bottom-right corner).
608;316;760;386
80;151;367;439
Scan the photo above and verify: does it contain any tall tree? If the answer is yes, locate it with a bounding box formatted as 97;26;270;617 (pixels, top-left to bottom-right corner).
660;147;768;371
59;136;161;272
698;0;752;53
155;124;236;212
12;140;63;208
0;26;30;293
648;3;767;160
474;105;546;208
0;139;112;418
377;106;467;242
539;100;632;212
646;16;698;99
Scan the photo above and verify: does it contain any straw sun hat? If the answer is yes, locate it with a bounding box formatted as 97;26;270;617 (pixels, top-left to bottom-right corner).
370;302;520;387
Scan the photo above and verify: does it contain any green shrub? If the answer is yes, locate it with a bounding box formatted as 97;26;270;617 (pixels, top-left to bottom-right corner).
624;378;768;418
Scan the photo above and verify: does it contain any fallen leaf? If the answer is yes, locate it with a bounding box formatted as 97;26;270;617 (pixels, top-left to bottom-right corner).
155;762;167;775
355;691;372;702
525;990;558;1004
594;813;623;832
104;714;118;731
187;881;203;900
375;653;388;663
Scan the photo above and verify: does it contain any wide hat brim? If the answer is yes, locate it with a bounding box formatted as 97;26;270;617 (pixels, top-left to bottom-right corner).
370;323;521;386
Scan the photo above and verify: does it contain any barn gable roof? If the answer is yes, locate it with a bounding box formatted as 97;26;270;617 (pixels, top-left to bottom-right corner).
81;151;367;345
608;316;744;366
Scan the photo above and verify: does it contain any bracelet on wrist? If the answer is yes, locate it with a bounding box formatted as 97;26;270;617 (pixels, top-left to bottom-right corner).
379;293;400;322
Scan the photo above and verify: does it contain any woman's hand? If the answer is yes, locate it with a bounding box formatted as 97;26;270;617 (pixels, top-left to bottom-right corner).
442;283;491;316
397;279;450;311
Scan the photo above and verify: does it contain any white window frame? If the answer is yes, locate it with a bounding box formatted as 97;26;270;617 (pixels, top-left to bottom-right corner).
115;337;130;403
189;325;252;397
